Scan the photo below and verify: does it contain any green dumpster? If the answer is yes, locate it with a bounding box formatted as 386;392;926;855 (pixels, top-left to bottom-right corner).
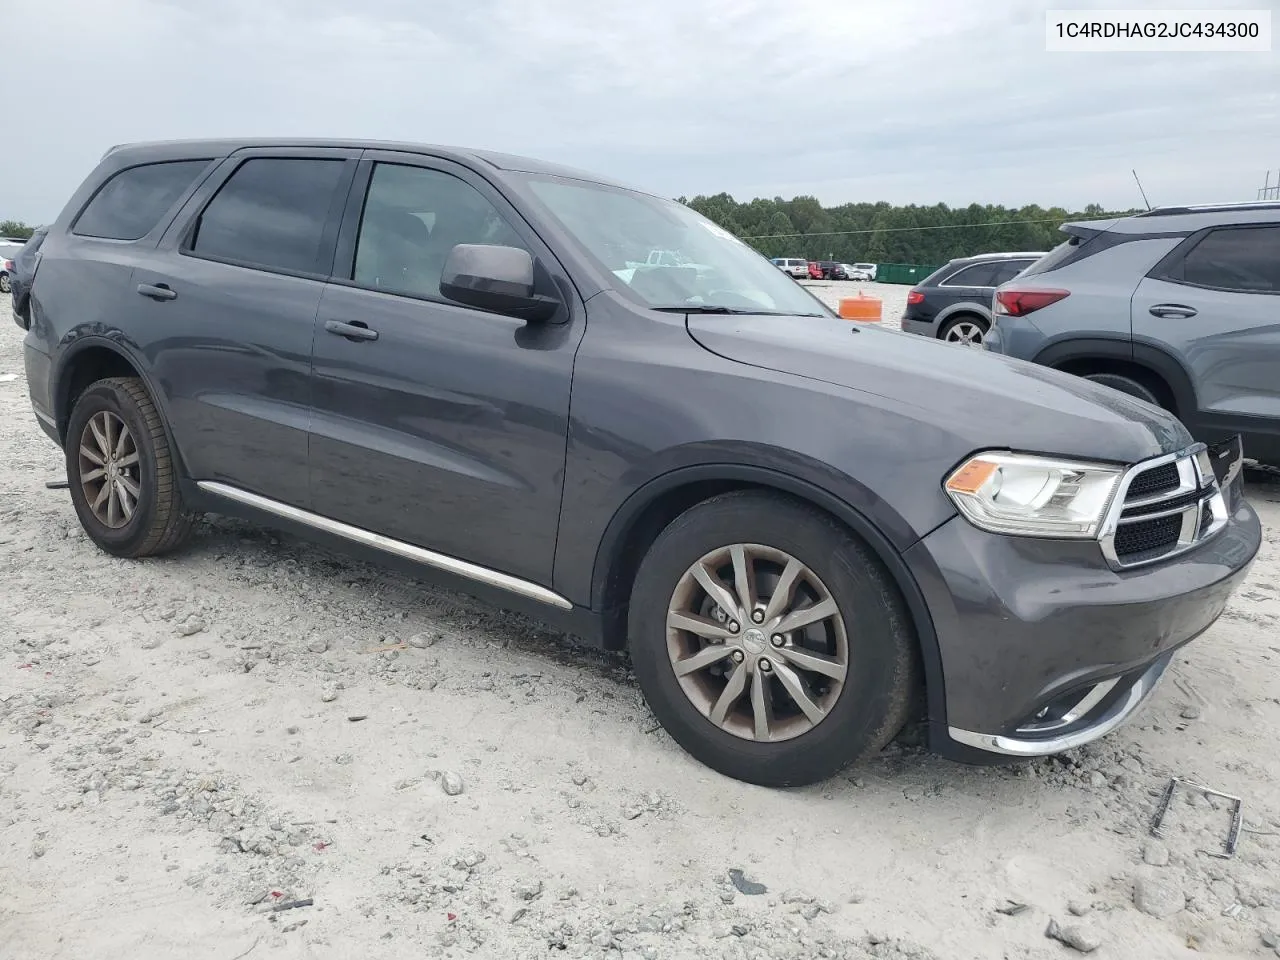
875;263;943;285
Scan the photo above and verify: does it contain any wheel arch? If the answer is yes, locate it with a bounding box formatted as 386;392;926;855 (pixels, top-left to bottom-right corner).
590;463;947;729
934;302;993;327
52;339;189;477
1033;336;1199;418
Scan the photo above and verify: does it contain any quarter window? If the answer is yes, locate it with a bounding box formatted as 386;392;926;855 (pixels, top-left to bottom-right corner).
73;160;211;241
352;163;527;301
1163;226;1280;293
988;260;1033;286
189;158;348;274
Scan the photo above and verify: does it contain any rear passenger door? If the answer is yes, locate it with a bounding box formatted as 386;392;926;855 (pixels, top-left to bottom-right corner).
130;148;359;507
1133;223;1280;428
937;261;1001;311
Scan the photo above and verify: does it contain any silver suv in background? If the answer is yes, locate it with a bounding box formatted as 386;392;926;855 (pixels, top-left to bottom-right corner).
986;202;1280;466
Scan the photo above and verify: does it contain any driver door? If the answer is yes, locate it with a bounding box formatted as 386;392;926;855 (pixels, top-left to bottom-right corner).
307;153;584;586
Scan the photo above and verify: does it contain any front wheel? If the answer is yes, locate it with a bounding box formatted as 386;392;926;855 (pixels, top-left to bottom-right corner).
939;315;989;347
65;376;197;558
627;491;918;787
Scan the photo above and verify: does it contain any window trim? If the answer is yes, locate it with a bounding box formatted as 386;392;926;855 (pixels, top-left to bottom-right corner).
176;149;360;282
69;158;219;243
986;259;1036;286
326;152;575;324
1148;223;1280;297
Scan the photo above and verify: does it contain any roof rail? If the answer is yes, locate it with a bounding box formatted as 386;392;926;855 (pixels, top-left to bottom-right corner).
1134;200;1280;217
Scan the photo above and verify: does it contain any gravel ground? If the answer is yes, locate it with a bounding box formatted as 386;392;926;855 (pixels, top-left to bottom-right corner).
798;280;908;330
3;291;1280;960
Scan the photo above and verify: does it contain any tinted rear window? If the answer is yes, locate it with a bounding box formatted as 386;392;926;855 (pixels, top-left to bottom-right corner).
1020;237;1085;278
73;160;211;241
942;262;1000;286
189;158;347;274
1162;225;1280;293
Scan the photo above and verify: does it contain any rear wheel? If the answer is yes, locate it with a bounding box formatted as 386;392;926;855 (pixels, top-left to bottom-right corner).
0;273;10;293
939;314;988;347
627;491;918;787
66;377;196;558
1080;371;1163;408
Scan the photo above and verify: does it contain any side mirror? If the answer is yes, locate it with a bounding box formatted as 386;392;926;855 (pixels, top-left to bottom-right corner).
439;244;560;322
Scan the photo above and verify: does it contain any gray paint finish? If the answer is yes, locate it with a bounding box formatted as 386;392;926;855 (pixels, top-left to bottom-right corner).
20;137;1263;762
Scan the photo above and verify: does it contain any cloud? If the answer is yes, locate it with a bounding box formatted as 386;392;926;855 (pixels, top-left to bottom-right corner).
3;0;1277;222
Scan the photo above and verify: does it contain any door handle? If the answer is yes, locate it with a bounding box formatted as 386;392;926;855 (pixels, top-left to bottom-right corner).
1149;303;1197;319
137;282;177;302
324;319;379;342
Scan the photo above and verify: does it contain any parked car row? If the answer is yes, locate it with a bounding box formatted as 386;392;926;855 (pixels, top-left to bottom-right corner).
14;138;1262;789
897;202;1280;468
5;226;49;321
770;258;878;282
0;234;33;293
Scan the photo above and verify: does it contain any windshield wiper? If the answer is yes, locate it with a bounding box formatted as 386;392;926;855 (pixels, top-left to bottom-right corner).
650;305;823;317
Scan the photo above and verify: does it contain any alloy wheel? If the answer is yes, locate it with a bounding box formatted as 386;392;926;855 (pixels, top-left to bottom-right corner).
943;320;985;347
78;410;142;529
666;543;849;742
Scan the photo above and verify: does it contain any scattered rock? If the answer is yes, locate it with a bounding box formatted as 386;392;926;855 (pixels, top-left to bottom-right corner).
1134;875;1186;918
176;617;207;637
140;637;163;650
727;868;767;895
320;684;339;703
407;633;437;649
31;841;47;859
1067;900;1092;917
1180;705;1202;720
514;881;543;901
441;772;464;796
507;906;527;924
1142;840;1170;867
782;890;815;905
1262;930;1278;949
621;805;644;821
307;637;329;654
1089;771;1107;788
1046;918;1101;953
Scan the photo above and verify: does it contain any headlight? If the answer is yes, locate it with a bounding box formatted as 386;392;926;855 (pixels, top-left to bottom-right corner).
944;452;1123;538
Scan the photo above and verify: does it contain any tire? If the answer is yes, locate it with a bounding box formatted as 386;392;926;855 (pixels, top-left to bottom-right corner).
938;314;988;347
627;491;918;787
0;273;10;294
1080;372;1163;408
65;376;196;558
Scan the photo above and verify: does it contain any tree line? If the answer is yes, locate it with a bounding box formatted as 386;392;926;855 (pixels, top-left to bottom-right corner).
3;194;1139;265
676;195;1139;265
0;220;36;240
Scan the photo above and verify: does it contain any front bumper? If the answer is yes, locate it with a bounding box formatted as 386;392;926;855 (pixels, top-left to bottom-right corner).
906;458;1260;761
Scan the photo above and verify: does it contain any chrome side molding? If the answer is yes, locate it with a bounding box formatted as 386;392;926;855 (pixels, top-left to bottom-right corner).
197;481;574;610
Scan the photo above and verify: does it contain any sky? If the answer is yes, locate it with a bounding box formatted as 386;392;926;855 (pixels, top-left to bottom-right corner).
3;0;1278;224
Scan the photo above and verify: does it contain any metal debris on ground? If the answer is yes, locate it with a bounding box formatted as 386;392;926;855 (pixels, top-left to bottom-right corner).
1149;777;1243;859
995;901;1030;916
44;479;69;489
271;898;314;912
727;868;767;895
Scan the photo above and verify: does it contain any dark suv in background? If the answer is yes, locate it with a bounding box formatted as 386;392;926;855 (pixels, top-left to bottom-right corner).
987;203;1280;466
19;139;1260;787
899;251;1045;346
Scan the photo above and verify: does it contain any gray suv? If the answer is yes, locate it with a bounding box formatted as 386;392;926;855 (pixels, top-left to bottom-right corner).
19;139;1261;786
986;202;1280;467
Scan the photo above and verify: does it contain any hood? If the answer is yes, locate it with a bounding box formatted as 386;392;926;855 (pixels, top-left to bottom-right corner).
687;314;1192;465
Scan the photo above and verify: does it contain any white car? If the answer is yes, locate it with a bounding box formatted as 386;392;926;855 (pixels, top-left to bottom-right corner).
771;257;808;279
845;262;877;281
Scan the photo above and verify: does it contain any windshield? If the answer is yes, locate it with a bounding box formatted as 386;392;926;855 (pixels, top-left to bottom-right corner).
519;175;832;317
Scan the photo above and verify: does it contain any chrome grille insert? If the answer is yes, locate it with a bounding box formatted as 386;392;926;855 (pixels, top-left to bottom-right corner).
1098;443;1228;569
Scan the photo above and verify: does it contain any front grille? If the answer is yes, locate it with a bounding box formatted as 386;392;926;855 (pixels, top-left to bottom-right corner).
1125;462;1179;499
1101;446;1227;569
1113;514;1182;558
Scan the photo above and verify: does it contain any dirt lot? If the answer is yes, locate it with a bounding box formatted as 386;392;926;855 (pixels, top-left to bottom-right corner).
799;279;908;329
2;292;1280;960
